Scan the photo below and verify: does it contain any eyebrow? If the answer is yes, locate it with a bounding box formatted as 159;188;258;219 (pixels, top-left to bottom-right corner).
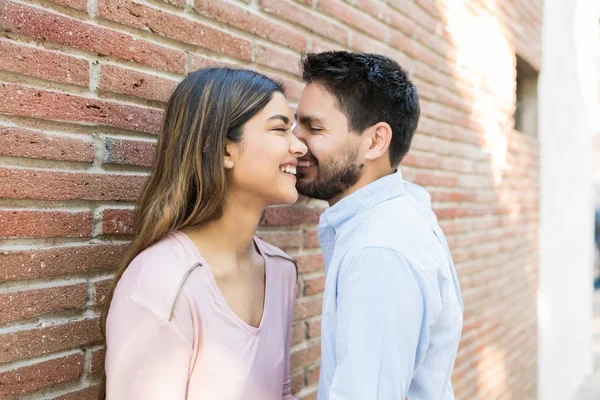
294;113;324;125
266;114;290;124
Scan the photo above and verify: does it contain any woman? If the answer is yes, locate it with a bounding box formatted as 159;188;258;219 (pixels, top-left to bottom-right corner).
100;67;307;399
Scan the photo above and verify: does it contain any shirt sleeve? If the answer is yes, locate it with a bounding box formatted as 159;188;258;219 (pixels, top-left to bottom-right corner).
328;248;430;400
105;297;193;400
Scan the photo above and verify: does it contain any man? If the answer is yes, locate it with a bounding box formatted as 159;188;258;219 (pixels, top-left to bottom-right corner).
293;51;464;399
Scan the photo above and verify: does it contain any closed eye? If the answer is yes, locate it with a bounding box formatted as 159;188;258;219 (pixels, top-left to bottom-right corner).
272;127;292;135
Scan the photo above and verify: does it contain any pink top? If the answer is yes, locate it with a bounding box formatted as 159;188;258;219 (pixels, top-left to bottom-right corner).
105;231;297;400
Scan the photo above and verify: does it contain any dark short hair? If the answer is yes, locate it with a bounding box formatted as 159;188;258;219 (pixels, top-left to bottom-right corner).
300;51;420;166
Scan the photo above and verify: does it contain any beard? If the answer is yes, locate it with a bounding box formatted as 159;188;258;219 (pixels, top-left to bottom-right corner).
296;142;363;202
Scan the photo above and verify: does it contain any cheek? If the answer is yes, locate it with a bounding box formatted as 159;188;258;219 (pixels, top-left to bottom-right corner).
304;136;323;156
311;137;337;162
237;140;283;175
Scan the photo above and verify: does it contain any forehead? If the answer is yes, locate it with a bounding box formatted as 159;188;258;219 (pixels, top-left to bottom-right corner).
297;83;346;122
258;92;292;118
299;83;335;109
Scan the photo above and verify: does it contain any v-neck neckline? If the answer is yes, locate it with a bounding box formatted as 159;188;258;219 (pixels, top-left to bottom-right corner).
174;231;269;334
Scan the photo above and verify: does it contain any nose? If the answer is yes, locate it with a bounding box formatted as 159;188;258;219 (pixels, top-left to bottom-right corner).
289;131;307;158
292;122;306;142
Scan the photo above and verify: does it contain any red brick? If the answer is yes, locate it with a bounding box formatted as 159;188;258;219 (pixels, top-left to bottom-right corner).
90;347;106;375
256;231;303;249
298;391;317;400
294;0;315;5
402;153;441;169
0;210;93;238
0;284;87;324
0;319;102;363
0;39;89;86
54;386;100;400
0;353;83;397
0;0;544;397
389;30;417;59
387;0;439;33
190;54;238;72
260;0;348;45
318;0;390;41
392;33;443;69
414;27;454;59
415;0;442;19
261;206;323;226
307;319;320;339
439;158;476;174
434;208;458;220
0;243;128;283
0;0;186;73
92;279;113;310
419;101;465;126
99;65;179;103
353;0;417;37
295;254;324;274
0;127;95;162
293;297;322;321
291;322;305;346
0;84;162;134
306;364;320;386
310;38;342;53
0;168;148;201
433;190;476;202
304;275;325;295
290;341;320;370
304;230;320;248
414;172;458;188
102;208;135;235
255;45;300;76
277;75;305;102
351;33;409;67
412;61;456;92
98;0;252;61
290;370;305;394
193;0;307;52
104;137;156;168
50;0;87;10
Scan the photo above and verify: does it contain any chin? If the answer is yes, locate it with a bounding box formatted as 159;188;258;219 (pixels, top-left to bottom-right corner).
276;189;299;205
264;186;299;206
284;191;299;204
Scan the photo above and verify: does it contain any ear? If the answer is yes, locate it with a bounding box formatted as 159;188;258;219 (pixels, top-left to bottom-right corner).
224;139;240;169
363;122;392;163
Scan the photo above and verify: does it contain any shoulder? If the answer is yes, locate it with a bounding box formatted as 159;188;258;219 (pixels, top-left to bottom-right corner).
112;232;201;320
341;193;446;270
341;247;408;273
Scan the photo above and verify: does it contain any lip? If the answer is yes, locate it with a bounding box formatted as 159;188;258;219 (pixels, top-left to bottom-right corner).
279;160;298;168
282;172;297;181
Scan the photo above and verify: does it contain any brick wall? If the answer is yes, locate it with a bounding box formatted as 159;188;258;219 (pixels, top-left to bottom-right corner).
0;0;542;398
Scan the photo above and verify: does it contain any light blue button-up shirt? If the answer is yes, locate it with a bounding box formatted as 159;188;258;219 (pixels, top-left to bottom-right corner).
316;170;463;400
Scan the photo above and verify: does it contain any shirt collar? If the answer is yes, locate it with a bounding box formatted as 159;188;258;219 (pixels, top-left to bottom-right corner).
318;169;405;231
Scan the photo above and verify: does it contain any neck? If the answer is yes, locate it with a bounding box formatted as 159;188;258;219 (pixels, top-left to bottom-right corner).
327;166;396;207
185;191;264;261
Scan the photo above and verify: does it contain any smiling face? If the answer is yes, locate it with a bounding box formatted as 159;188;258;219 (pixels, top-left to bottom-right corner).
293;83;364;202
225;92;308;206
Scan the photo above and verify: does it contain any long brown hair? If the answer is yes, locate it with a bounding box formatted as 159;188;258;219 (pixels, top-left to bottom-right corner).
98;68;284;398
